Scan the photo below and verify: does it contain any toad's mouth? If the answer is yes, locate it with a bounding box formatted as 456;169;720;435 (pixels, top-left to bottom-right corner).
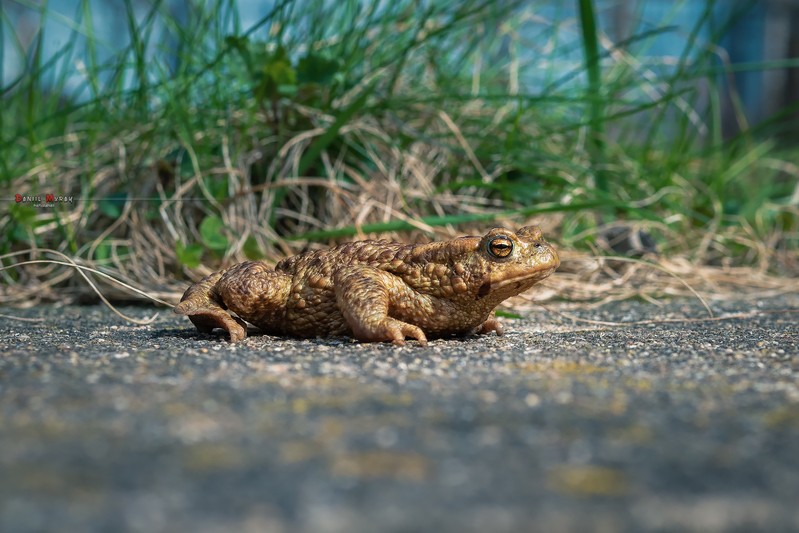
490;266;558;291
476;265;558;300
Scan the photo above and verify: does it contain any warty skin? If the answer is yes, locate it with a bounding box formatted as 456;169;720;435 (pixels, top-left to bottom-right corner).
174;226;559;345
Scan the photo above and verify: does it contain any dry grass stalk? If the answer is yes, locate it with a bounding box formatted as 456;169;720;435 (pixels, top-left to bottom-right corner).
2;101;796;318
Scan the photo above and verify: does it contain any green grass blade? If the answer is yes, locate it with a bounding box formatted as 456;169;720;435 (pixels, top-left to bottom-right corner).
577;0;609;202
285;199;650;242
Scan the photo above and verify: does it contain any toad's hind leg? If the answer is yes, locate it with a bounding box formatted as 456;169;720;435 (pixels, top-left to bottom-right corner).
333;266;428;346
174;261;291;342
174;270;248;342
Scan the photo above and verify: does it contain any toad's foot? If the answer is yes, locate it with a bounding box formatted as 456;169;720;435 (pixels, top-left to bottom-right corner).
364;317;429;347
174;301;248;342
334;266;429;346
473;316;504;336
174;270;248;342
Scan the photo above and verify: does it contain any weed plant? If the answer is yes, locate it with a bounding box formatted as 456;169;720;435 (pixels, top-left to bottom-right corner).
1;0;797;305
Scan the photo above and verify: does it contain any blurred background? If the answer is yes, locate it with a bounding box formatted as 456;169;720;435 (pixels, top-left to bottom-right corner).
4;0;798;135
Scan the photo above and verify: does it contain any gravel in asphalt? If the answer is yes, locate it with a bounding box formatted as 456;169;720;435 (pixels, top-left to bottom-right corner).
0;295;798;532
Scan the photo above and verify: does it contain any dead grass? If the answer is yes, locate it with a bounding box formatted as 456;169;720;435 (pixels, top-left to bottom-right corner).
2;96;798;317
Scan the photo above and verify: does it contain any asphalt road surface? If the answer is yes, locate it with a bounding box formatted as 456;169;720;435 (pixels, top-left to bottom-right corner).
1;295;798;533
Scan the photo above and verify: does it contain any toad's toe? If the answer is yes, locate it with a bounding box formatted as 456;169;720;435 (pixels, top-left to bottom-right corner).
176;304;248;342
387;320;428;346
474;317;504;336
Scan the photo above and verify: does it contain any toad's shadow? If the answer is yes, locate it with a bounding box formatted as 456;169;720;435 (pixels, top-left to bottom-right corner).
152;325;263;342
153;325;362;346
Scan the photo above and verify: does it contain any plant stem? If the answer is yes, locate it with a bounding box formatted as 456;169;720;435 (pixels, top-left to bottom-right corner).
577;0;610;210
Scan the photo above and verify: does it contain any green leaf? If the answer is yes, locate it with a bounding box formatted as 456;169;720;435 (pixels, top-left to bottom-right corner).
199;215;229;251
99;192;128;218
176;242;205;269
208;179;228;201
243;235;264;259
277;84;298;97
224;35;249;51
10;222;34;244
297;52;340;86
9;204;37;225
94;242;111;262
255;45;297;102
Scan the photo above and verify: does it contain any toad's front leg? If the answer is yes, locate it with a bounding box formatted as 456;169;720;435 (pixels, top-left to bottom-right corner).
175;261;290;342
333;266;428;346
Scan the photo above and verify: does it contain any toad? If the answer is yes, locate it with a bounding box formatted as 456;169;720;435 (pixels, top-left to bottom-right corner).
174;226;559;345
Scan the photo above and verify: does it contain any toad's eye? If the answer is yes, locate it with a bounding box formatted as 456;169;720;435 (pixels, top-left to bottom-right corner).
487;236;513;258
